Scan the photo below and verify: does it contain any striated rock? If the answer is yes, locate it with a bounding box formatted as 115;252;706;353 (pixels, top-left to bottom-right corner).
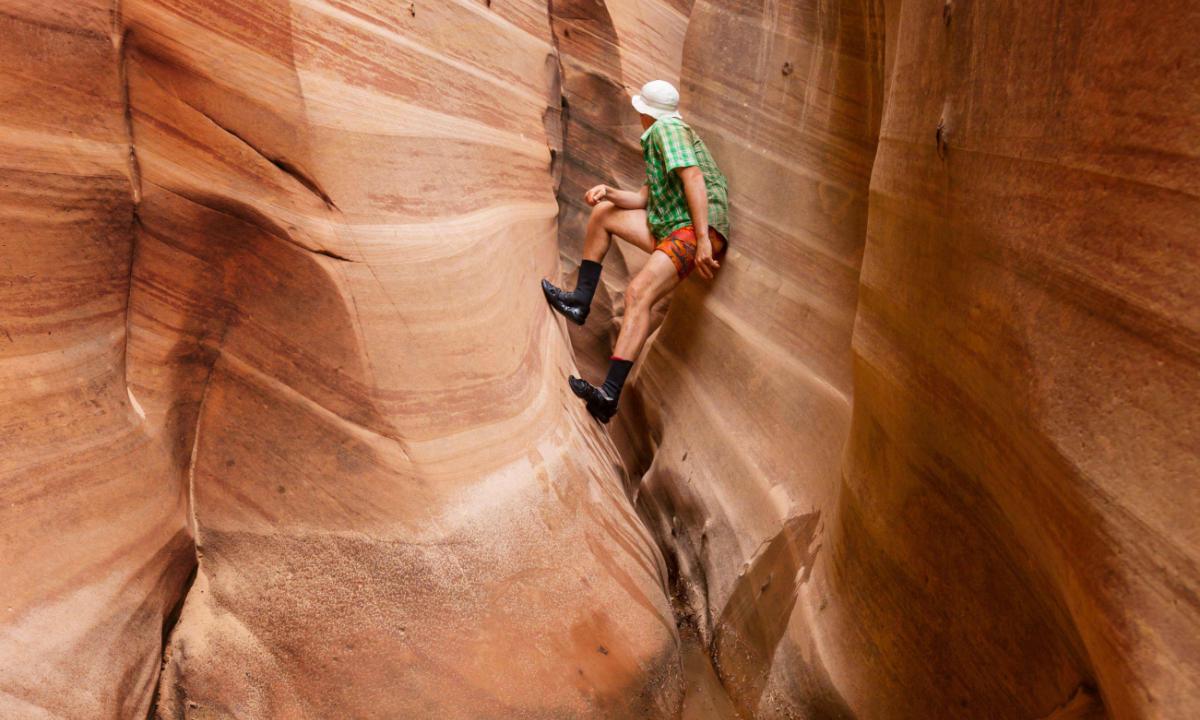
612;0;883;716
0;4;195;718
126;0;683;716
610;0;1200;718
831;1;1200;716
2;0;1198;718
4;0;683;717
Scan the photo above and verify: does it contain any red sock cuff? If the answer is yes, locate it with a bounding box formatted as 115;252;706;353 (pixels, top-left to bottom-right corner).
610;355;632;363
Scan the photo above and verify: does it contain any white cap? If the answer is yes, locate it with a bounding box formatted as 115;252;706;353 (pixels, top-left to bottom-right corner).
631;80;682;120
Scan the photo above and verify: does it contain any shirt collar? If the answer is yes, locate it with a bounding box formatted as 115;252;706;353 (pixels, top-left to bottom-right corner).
640;114;683;142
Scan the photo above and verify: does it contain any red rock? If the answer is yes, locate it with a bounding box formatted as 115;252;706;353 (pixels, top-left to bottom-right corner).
2;0;1197;718
4;1;681;717
622;0;1199;718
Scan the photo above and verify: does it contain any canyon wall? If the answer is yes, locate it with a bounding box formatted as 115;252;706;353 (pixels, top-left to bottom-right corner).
3;1;683;717
832;1;1200;716
1;0;1197;719
602;0;1199;718
610;0;884;716
0;3;196;717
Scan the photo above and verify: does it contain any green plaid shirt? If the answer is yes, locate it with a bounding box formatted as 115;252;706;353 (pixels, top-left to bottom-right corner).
641;117;730;241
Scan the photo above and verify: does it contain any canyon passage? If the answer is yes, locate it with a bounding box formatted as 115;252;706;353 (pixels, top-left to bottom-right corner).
1;0;1197;719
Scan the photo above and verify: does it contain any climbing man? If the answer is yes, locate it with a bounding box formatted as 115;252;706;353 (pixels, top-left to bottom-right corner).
542;79;730;423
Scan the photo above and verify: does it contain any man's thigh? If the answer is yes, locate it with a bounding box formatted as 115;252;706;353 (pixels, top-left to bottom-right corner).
605;208;656;254
631;249;684;306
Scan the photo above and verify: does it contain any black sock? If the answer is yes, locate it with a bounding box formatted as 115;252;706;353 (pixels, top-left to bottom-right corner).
600;356;634;401
572;260;603;306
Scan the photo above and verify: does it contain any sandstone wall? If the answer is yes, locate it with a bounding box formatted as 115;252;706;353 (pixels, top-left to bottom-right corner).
609;0;1199;718
0;4;194;718
615;0;885;716
3;1;683;717
1;0;1197;718
832;1;1200;716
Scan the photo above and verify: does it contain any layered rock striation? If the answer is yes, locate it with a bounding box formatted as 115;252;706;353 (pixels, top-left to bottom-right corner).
597;0;1199;718
4;1;682;717
0;0;1197;719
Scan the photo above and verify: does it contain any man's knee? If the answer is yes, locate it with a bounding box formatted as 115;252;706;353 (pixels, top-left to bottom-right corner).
625;277;651;311
588;200;616;226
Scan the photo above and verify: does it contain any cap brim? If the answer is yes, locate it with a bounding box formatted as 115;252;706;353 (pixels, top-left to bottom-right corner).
631;94;654;116
632;94;681;120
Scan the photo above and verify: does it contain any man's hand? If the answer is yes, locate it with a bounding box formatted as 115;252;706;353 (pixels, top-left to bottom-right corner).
694;231;720;280
585;184;648;209
584;184;608;206
675;167;717;279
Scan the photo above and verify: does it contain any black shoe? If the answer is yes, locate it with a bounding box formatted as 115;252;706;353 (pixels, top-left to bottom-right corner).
542;279;590;325
569;376;618;423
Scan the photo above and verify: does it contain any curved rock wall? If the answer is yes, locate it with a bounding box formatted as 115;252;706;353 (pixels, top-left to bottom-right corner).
4;1;683;717
0;4;195;718
610;0;1199;718
128;0;685;716
830;0;1200;716
615;0;885;716
1;0;1197;718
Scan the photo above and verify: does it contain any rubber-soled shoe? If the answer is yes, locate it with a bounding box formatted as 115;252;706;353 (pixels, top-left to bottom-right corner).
569;376;617;424
542;279;590;326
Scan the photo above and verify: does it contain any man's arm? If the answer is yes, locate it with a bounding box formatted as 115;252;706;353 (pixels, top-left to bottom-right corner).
585;184;647;209
677;166;719;280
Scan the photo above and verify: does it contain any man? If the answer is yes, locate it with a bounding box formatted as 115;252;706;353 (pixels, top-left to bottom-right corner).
542;80;730;423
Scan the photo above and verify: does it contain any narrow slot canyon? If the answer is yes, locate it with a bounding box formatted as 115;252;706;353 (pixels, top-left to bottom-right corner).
0;1;1196;719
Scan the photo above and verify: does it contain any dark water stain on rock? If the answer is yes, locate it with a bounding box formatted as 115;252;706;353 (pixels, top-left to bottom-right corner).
711;512;823;718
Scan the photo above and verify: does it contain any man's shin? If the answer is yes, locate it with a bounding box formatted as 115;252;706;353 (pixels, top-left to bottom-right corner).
571;259;603;307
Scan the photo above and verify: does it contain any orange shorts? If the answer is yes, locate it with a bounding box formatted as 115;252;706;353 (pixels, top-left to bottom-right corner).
654;226;729;279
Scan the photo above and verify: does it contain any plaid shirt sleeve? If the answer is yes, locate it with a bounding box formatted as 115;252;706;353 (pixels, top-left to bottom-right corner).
652;122;699;172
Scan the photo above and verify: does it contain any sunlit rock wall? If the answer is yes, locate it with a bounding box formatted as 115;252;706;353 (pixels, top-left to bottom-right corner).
609;0;1200;719
829;0;1200;717
613;0;885;717
0;4;195;718
2;1;683;717
2;0;1197;718
126;0;684;716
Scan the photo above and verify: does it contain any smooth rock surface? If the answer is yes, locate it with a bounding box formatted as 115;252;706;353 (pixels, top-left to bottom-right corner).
610;1;883;716
1;0;1197;718
604;0;1200;718
4;1;683;717
0;4;194;718
833;1;1200;716
127;0;683;716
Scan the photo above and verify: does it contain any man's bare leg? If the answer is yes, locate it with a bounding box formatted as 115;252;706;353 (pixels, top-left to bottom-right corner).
581;201;656;261
612;251;680;359
543;202;655;325
568;251;681;422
